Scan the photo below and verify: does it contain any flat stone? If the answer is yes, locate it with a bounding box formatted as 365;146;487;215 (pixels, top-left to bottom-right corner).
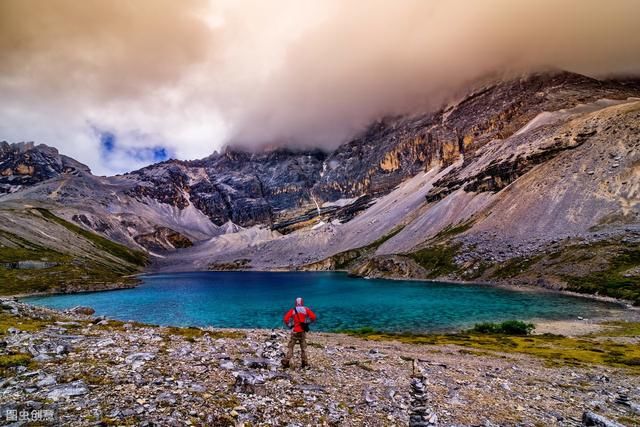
47;381;88;401
37;375;57;387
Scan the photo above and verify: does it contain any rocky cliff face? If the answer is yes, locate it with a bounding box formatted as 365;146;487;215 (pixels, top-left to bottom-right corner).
312;72;640;201
0;141;90;194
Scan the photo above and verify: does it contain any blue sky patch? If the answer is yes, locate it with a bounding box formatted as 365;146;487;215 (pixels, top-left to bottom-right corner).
95;129;171;173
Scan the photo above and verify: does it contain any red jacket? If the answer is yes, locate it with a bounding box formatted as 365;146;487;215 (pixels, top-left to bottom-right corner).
283;306;317;333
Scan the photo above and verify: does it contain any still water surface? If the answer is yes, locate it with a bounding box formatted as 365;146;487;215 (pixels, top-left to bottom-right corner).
23;272;618;332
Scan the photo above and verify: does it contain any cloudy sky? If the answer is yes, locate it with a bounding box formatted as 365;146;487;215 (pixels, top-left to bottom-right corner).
1;0;639;175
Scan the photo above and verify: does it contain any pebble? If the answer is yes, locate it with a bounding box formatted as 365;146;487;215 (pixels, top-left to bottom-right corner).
2;297;639;426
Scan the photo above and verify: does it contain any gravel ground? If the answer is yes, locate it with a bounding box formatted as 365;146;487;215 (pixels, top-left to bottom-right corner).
1;299;639;426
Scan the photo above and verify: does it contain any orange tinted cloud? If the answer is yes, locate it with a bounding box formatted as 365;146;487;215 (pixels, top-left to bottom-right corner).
1;0;639;173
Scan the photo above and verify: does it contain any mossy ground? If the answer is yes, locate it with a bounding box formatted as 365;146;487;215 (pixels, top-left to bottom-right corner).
33;208;147;266
343;321;640;373
407;243;461;278
0;312;51;335
0;209;147;295
0;353;33;376
562;242;640;304
491;256;543;280
0;312;49;375
485;239;640;305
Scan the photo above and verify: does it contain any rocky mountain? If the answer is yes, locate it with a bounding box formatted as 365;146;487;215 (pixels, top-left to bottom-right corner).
1;71;639;301
0;141;90;194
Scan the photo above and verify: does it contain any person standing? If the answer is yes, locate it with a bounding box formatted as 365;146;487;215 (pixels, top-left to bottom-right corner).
282;297;317;368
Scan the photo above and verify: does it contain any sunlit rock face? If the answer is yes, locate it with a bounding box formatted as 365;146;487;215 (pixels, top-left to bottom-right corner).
313;72;640;201
0;141;90;194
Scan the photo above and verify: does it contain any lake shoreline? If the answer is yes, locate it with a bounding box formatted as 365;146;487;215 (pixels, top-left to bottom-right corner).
15;270;635;337
6;266;636;309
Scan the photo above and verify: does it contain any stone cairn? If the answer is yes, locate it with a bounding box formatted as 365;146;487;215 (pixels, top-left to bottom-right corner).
409;377;438;427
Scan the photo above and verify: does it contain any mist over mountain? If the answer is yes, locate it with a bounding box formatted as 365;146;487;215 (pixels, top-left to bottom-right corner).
1;0;640;174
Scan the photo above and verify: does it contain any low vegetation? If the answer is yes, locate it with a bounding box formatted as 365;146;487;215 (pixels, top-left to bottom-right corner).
342;321;640;373
431;219;475;242
163;326;245;341
0;353;33;376
471;320;535;335
483;239;640;305
0;209;147;295
490;256;542;280
305;225;406;271
563;244;640;305
34;208;147;267
407;243;461;278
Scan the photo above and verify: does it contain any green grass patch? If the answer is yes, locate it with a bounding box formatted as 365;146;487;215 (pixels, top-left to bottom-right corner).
310;225;406;270
598;321;640;337
563;244;640;304
0;312;50;335
340;321;640;373
432;219;475;241
0;353;33;374
407;243;461;278
491;256;541;279
0;209;148;295
362;225;406;251
472;320;535;335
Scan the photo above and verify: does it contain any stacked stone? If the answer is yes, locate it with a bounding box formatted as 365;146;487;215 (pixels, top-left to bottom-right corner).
409;377;438;427
614;393;640;415
233;371;266;395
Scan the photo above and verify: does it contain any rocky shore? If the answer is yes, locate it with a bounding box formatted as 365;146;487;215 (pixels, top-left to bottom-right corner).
1;299;640;426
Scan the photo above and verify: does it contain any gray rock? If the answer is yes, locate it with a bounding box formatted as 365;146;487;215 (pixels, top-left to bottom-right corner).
55;344;69;355
582;411;625;427
189;383;207;393
125;352;155;366
37;375;57;388
234;371;265;395
156;392;178;406
219;360;234;370
243;357;270;369
96;338;115;347
47;381;89;401
69;306;95;316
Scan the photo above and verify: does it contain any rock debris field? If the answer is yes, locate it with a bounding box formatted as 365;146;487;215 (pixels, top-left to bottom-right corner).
1;299;639;426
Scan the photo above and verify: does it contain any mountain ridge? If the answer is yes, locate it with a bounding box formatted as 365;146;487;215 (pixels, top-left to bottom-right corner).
1;71;640;301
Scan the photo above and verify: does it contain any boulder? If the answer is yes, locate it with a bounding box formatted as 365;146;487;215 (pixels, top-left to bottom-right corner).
69;306;95;316
582;411;625;427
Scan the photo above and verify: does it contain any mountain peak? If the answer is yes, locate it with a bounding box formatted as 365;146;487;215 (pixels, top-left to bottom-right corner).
0;141;91;194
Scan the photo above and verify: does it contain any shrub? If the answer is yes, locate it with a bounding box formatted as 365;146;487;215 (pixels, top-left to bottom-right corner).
471;320;535;335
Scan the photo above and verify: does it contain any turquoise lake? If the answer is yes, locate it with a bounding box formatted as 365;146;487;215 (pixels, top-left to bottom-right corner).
23;272;619;332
